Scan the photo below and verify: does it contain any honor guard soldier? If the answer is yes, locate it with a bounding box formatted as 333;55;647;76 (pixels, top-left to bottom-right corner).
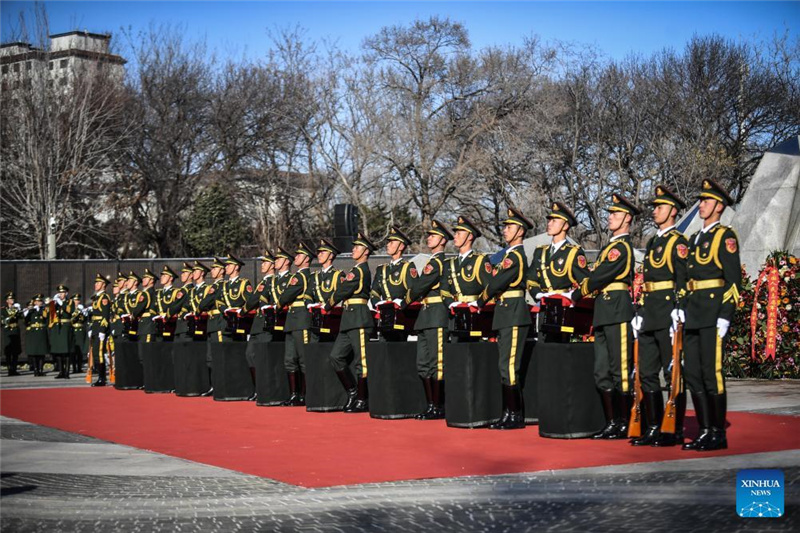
154;265;185;341
370;226;413;307
476;208;534;430
328;233;377;412
630;185;689;447
572;194;639;439
527;202;590;309
88;275;112;386
123;272;144;339
312;239;342;310
220;255;253;341
245;251;277;344
448;216;490;332
179;262;194;290
70;293;88;374
184;261;212;340
129;269;158;343
198;257;228;343
24;294;49;376
2;292;23;376
269;247;294;331
405;219;454;420
107;273;128;382
679;179;741;452
47;284;75;379
277;242;317;406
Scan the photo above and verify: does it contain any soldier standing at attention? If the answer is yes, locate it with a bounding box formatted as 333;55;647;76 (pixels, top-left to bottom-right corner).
198;258;228;343
184;261;211;341
370;226;413;314
24;294;49;376
572;194;639;439
107;273;128;383
476;208;534;430
312;239;342;309
405;219;454;420
154;265;184;341
70;293;88;375
221;255;252;341
130;269;158;343
527;202;590;306
2;292;22;376
447;216;489;337
277;243;317;406
679;179;741;452
328;233;376;412
171;263;195;341
245;251;276;341
47;284;75;379
630;185;689;447
88;275;112;386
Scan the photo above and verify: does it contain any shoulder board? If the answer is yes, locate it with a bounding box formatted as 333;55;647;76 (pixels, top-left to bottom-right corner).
536;244;548;249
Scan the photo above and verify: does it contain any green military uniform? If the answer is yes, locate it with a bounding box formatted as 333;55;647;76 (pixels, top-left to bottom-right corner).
573;194;638;439
89;276;112;386
197;258;227;343
219;255;253;342
122;273;144;339
70;294;88;374
277;244;317;405
405;220;454;419
448;216;490;341
370;226;413;341
681;179;741;452
182;261;212;341
328;234;376;412
632;186;689;447
110;273;128;343
154;265;187;342
24;296;49;376
47;285;75;378
128;269;158;343
527;203;590;296
171;263;195;340
245;252;277;343
477;208;534;429
311;239;342;303
2;293;23;376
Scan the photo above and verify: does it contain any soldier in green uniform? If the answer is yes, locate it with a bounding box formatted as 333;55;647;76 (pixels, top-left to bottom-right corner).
220;255;253;341
88;275;112;386
47;284;75;379
447;216;490;340
107;273;128;383
572;194;639;439
70;293;88;374
24;294;49;376
128;269;158;343
527;202;590;315
198;258;228;344
328;233;377;412
182;261;212;341
370;226;413;341
277;242;317;406
170;263;194;342
122;272;143;339
629;185;689;447
243;251;277;380
405;219;454;420
2;292;23;376
679;179;741;452
476;208;534;430
154;265;186;341
311;240;341;309
179;262;193;289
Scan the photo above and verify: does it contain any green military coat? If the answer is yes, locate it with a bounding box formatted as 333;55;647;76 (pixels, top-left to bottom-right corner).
406;251;452;330
575;235;635;327
330;262;373;332
477;245;531;329
24;306;49;356
527;242;590;296
47;298;75;354
640;227;689;332
370;259;412;305
278;268;314;332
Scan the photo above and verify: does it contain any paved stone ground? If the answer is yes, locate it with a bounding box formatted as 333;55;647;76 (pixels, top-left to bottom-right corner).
2;370;799;532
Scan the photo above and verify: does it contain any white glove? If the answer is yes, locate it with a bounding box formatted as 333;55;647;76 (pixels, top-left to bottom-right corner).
534;293;545;302
183;312;192;320
224;307;234;313
563;290;574;303
87;329;92;339
98;332;106;342
448;301;460;310
631;315;643;332
374;300;387;307
260;305;270;313
53;295;63;304
467;301;480;313
13;303;21;310
34;305;40;311
392;298;403;306
671;308;685;325
77;304;84;312
717;318;730;338
367;301;375;312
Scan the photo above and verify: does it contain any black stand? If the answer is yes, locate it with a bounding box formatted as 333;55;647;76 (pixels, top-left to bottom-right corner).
536;341;605;438
443;343;503;428
304;342;354;412
366;342;427;419
141;342;175;393
253;341;290;406
520;340;538;424
172;339;211;396
210;341;255;401
114;339;144;390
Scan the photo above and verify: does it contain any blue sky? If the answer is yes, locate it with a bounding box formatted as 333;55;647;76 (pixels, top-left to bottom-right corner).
2;1;798;61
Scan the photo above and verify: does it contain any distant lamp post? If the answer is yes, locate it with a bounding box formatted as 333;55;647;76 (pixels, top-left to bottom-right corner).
47;216;57;259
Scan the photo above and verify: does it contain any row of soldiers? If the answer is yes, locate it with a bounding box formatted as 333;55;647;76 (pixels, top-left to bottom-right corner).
1;178;740;451
2;289;90;378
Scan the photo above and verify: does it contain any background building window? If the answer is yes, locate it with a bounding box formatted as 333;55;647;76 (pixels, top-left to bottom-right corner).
60;59;68;68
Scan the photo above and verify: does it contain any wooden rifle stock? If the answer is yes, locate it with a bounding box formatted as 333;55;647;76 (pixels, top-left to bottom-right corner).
627;337;642;438
85;342;93;383
661;325;683;433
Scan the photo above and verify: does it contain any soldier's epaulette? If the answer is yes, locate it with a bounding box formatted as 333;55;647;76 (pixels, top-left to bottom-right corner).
536;244;549;249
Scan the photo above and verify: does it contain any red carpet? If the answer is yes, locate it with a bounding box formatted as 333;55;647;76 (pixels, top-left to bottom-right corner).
2;387;799;488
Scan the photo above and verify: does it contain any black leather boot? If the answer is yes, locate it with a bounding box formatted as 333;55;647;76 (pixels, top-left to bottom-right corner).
654;391;686;447
296;371;306;406
92;362;106;387
608;391;631;439
632;391;663;446
683;391;712;450
348;377;369;413
282;371;299;405
415;377;435;420
488;385;510;429
593;389;618;439
8;353;19;376
62;356;71;379
336;369;357;411
699;392;728;451
55;356;66;379
493;385;525;430
418;378;445;420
